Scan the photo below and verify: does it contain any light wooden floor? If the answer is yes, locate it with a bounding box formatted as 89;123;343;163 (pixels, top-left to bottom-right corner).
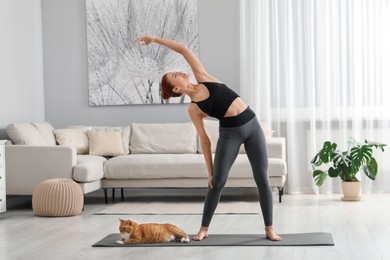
1;191;390;260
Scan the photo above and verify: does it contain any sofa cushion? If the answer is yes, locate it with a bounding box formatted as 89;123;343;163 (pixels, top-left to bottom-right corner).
32;122;57;146
130;123;197;154
73;155;107;182
92;126;131;154
53;129;89;154
6;123;49;145
103;154;287;180
268;158;288;177
67;126;131;154
104;154;206;179
87;130;125;156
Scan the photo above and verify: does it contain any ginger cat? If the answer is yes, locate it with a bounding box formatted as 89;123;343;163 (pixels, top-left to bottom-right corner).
116;219;190;244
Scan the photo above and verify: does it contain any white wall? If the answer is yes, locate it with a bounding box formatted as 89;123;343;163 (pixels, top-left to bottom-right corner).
41;0;240;128
0;0;45;139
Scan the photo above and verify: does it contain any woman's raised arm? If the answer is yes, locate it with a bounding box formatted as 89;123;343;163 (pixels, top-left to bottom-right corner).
134;35;218;83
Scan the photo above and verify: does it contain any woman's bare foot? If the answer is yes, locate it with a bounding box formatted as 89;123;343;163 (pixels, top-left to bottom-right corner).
192;227;209;241
265;226;282;241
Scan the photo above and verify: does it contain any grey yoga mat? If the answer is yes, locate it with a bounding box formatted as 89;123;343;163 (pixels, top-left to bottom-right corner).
92;233;334;247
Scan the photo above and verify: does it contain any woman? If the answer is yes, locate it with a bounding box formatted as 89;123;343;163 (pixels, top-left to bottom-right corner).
134;35;281;241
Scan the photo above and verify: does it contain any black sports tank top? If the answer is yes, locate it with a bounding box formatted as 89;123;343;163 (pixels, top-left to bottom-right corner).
191;82;240;119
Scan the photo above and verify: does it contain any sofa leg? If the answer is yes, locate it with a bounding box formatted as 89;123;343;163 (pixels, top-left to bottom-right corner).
112;188;115;202
121;188;124;202
278;187;284;203
103;188;108;204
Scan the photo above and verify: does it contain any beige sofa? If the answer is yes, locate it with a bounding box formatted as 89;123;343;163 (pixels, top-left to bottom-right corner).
5;121;287;202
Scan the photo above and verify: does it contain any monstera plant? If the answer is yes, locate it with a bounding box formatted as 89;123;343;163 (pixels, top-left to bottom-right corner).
311;138;386;200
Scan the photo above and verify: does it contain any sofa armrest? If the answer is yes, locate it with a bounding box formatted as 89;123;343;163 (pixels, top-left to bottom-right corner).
267;137;286;160
5;145;77;195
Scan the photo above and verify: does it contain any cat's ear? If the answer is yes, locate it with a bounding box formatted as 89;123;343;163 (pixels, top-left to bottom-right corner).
119;218;124;222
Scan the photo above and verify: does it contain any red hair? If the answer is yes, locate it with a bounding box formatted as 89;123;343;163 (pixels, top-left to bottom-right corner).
161;73;182;100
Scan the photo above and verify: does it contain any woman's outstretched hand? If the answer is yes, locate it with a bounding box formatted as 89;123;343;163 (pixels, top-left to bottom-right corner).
133;35;155;45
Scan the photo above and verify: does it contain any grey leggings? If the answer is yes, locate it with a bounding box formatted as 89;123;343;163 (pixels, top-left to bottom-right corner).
201;117;273;227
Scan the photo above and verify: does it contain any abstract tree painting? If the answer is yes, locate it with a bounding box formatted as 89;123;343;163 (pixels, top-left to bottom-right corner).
86;0;199;106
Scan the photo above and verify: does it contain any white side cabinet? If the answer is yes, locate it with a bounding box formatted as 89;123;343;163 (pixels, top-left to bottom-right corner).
0;140;6;213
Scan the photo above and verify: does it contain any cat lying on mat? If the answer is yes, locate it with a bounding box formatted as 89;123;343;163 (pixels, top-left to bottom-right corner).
116;219;190;244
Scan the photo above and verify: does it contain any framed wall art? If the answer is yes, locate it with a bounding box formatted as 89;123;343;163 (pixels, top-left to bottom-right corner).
86;0;199;106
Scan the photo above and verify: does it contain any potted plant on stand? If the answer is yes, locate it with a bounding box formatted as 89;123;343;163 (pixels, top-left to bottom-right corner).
311;138;386;200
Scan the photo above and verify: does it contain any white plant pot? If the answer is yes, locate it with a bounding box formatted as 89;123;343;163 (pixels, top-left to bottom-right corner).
341;181;361;201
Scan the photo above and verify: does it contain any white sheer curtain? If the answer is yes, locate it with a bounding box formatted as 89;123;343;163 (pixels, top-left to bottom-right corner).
240;0;390;194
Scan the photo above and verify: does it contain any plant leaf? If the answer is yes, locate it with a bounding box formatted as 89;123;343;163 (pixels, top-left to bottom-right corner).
332;151;348;166
351;145;372;167
313;170;327;186
328;167;340;178
365;140;387;152
363;158;378;180
318;141;336;164
311;152;321;165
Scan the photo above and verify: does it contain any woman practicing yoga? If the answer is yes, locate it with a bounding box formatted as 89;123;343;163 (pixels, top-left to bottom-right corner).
134;35;281;241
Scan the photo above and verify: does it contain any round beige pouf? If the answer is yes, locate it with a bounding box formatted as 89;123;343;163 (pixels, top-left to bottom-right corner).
32;178;84;217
